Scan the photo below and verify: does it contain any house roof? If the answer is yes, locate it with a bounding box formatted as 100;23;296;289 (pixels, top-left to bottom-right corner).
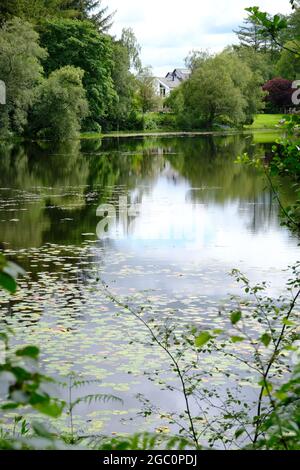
156;77;179;89
170;68;191;80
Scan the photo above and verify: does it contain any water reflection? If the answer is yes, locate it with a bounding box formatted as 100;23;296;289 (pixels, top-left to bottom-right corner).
0;135;295;249
0;134;299;435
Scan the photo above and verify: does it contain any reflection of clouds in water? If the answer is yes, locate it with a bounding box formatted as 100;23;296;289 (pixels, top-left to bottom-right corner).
109;170;297;278
0;135;299;436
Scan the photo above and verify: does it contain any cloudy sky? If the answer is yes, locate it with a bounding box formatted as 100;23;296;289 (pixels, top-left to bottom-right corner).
108;0;292;76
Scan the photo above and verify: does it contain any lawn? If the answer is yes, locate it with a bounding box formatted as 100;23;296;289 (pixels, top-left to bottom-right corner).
247;114;287;130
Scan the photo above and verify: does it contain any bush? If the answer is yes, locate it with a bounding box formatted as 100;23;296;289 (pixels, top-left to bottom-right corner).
28;66;89;140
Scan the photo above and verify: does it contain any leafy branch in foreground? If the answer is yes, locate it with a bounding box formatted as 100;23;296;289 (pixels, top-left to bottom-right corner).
99;280;201;449
0;252;25;294
100;261;300;450
246;6;299;55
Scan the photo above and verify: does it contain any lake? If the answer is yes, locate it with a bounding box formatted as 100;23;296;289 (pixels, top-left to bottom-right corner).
0;133;298;438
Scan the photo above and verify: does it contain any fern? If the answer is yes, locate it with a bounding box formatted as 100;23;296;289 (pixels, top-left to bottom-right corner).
70;393;123;411
89;432;193;450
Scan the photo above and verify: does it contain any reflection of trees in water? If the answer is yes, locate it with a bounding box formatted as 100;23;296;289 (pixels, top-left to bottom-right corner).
165;135;265;203
161;135;296;234
0;135;295;248
244;191;278;234
0;140;90;248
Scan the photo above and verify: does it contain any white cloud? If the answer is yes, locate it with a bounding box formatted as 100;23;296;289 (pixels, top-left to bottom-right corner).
107;0;292;76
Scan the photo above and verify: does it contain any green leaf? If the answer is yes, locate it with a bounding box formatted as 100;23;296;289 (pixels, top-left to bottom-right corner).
230;336;245;343
31;421;54;438
275;391;288;401
195;332;212;348
230;311;242;325
282;318;295;327
261;333;272;347
16;346;40;359
235;428;245;439
33;400;64;418
0;272;17;294
258;379;273;396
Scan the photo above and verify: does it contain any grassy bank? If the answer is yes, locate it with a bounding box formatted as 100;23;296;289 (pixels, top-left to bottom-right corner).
246;114;287;130
80;114;287;140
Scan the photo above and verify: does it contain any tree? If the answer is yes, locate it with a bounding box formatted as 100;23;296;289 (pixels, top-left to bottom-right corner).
276;40;300;79
234;16;269;51
0;18;46;135
0;1;114;30
234;46;276;81
29;66;89;140
108;40;141;130
64;1;115;32
121;28;142;72
38;18;117;131
169;52;264;129
0;0;77;24
262;77;295;111
136;67;159;114
185;50;212;72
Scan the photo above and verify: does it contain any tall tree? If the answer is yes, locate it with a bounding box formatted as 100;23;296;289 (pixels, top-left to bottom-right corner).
65;1;115;31
0;0;114;31
38;18;117;131
136;67;159;114
234;17;268;51
121;28;142;72
0;18;46;134
109;40;140;130
276;40;300;79
0;0;77;24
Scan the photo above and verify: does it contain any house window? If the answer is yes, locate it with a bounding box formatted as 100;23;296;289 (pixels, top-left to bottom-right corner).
160;85;166;97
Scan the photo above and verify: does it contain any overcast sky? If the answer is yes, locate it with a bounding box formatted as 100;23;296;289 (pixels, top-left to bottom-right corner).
108;0;292;76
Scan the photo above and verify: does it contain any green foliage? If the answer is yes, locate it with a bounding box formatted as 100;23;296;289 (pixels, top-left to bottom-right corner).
92;433;192;450
102;262;300;450
195;331;212;348
121;28;142;72
276;40;300;79
246;7;289;40
142;112;177;131
0;342;64;418
234;47;276;82
38;18;116;131
0;253;25;293
169;51;264;129
29;66;89;140
0;0;78;24
107;38;142;131
0;18;46;135
136;67;160;114
65;1;115;32
0;0;114;30
256;362;300;449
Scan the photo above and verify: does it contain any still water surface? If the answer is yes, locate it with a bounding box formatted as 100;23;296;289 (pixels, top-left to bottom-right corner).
0;134;298;436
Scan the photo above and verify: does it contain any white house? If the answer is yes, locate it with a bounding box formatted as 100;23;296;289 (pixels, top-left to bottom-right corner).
154;68;191;97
